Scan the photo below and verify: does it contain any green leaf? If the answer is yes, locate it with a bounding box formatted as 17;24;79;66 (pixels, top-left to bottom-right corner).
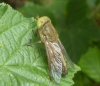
66;0;88;26
0;3;80;86
18;2;54;22
73;72;92;86
47;0;68;27
18;2;55;27
79;47;100;82
50;0;100;63
47;0;87;63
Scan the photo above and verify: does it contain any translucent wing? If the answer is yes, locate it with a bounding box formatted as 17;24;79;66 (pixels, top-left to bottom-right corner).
58;39;75;69
44;39;62;83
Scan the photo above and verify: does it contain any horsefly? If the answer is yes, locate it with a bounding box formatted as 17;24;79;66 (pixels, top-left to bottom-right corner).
35;16;74;83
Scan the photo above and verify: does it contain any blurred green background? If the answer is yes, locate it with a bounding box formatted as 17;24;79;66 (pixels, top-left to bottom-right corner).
0;0;100;86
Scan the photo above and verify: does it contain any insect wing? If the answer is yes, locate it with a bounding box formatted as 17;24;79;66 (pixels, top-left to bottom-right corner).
45;40;62;83
58;39;75;69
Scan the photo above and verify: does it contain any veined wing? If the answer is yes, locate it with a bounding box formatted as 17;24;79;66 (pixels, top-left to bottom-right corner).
58;39;75;69
44;39;63;83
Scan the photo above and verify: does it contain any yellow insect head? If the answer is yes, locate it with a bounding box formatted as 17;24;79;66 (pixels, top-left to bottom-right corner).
37;16;51;29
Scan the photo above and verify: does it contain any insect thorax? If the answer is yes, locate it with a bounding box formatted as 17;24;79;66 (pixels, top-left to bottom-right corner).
38;22;58;42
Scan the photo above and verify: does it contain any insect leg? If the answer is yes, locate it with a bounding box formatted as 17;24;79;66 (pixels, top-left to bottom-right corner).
28;41;42;46
24;41;43;46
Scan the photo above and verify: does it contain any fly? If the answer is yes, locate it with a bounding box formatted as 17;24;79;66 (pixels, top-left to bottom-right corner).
34;16;74;83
